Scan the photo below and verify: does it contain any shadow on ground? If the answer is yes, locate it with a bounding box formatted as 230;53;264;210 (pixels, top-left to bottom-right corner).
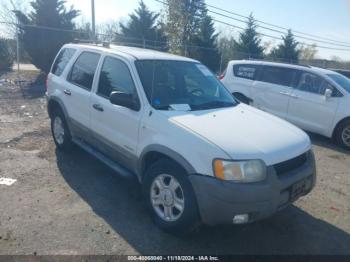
308;132;350;155
56;147;350;255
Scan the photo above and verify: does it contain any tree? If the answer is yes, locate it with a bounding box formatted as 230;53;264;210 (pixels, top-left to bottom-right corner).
0;38;14;71
299;43;317;61
234;14;264;59
164;0;205;55
218;35;235;72
117;1;166;50
269;29;300;63
15;0;79;72
191;9;220;71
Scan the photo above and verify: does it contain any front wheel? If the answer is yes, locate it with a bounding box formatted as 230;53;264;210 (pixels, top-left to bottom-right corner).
142;159;200;234
335;119;350;150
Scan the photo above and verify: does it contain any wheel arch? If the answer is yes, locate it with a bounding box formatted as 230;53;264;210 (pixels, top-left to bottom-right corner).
332;116;350;138
138;145;196;181
232;92;253;104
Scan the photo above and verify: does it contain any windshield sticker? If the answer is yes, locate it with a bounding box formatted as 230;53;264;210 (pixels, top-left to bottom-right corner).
169;104;191;111
196;64;212;76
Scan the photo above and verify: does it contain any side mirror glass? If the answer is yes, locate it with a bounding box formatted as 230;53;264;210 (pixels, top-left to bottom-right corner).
109;91;140;111
324;88;332;99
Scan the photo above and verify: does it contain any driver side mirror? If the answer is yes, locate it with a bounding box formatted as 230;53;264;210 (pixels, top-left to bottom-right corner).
109;91;140;111
324;88;333;100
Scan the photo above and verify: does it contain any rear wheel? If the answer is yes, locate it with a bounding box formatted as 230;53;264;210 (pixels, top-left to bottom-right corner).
51;109;73;151
143;159;200;234
335;119;350;150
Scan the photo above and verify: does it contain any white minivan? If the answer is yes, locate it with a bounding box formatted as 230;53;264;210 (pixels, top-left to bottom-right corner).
47;44;316;233
221;61;350;149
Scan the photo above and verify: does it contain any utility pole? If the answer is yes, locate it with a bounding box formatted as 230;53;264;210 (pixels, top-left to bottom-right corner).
12;10;20;82
91;0;96;42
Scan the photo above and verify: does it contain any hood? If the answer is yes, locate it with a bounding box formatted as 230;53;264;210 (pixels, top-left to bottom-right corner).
161;104;311;166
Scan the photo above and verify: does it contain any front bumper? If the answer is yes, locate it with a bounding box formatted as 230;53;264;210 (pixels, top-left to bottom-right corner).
189;151;316;226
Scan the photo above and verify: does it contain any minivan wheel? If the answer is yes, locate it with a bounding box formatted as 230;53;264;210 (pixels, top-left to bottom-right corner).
51;109;73;151
335;120;350;150
143;159;200;234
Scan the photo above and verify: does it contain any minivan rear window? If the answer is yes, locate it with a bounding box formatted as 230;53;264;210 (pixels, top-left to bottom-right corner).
51;48;76;76
233;64;258;80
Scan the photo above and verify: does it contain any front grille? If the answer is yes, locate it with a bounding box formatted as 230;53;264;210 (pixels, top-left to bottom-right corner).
273;152;308;176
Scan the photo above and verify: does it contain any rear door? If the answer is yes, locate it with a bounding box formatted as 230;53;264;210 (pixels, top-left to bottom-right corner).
224;63;260;98
286;71;339;135
251;66;297;119
64;51;101;138
89;55;142;169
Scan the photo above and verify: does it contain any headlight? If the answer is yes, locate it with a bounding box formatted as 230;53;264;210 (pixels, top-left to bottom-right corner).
213;159;267;183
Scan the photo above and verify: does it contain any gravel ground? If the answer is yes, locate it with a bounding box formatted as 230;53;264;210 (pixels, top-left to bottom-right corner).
0;71;349;255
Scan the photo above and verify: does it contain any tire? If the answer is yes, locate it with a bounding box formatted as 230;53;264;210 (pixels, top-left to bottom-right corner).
334;119;350;150
142;159;200;234
50;108;73;152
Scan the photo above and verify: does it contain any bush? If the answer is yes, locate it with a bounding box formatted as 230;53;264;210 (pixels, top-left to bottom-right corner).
0;38;14;71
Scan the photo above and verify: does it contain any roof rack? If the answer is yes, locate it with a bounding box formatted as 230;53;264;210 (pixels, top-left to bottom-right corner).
244;58;312;68
72;39;110;48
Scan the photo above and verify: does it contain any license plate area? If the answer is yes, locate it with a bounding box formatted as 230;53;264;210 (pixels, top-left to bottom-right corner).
290;177;313;202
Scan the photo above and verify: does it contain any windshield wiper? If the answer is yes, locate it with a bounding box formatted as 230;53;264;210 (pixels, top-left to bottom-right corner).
191;101;235;110
153;105;170;110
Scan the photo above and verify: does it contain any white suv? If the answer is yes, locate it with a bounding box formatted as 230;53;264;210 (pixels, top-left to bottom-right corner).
221;60;350;149
47;44;316;233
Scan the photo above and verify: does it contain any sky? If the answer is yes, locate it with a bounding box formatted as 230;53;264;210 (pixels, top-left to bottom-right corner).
2;0;350;60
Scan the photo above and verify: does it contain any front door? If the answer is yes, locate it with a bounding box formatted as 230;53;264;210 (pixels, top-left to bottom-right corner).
287;71;339;135
90;55;143;169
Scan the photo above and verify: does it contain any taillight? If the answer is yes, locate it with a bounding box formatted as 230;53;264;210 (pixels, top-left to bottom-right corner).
218;69;226;80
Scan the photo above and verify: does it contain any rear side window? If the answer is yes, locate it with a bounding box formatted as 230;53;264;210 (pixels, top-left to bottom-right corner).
68;52;101;90
97;56;137;98
233;64;258;80
260;66;296;87
51;48;76;76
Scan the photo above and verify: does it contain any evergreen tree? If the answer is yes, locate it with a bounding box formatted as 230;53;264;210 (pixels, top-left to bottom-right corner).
270;29;300;63
0;38;14;71
164;0;205;55
191;10;220;72
15;0;79;72
117;1;166;50
234;14;264;59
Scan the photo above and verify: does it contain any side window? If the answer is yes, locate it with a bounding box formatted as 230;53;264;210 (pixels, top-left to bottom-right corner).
68;52;101;90
233;64;258;80
51;48;76;76
322;81;342;97
296;72;326;95
97;56;137;98
260;66;296;87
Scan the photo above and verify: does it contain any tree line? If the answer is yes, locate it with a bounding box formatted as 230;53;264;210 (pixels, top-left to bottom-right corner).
0;0;348;73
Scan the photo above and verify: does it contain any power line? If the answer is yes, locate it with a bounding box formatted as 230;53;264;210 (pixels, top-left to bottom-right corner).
205;2;350;46
154;0;350;51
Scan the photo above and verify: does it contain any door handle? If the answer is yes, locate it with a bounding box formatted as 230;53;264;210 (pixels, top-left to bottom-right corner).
93;104;104;112
290;94;299;99
63;89;71;96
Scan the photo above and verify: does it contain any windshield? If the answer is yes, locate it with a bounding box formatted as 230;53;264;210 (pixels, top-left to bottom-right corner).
135;60;237;111
327;73;350;93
